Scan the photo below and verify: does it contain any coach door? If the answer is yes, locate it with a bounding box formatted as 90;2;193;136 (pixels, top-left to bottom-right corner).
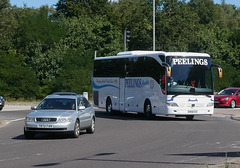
119;78;125;112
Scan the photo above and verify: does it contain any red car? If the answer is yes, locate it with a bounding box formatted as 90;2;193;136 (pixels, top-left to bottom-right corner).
214;88;240;108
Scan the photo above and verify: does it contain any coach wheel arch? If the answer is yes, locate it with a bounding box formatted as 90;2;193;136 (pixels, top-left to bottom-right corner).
106;97;113;113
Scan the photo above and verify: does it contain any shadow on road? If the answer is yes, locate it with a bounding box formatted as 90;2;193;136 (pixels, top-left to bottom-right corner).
31;152;215;167
12;132;89;140
95;110;205;122
170;151;240;158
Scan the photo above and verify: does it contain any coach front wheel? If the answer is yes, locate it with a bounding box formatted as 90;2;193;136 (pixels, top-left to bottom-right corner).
186;115;194;120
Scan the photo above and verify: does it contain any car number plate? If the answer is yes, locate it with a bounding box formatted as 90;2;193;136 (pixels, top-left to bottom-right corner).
214;101;219;103
188;110;198;113
37;124;53;128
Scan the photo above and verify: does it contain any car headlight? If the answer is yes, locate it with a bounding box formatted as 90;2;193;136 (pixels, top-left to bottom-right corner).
58;118;72;123
25;117;35;122
167;102;179;107
222;97;230;100
207;102;214;107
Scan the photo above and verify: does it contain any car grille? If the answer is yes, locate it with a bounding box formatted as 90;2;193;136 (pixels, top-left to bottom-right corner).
36;118;57;122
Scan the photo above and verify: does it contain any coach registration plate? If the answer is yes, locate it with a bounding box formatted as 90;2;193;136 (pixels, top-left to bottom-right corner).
188;110;198;113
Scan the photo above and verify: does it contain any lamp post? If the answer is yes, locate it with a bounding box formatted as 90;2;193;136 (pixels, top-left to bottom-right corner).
153;0;155;51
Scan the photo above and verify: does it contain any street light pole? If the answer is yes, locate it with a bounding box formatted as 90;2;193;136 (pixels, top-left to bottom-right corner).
153;0;155;51
124;29;127;51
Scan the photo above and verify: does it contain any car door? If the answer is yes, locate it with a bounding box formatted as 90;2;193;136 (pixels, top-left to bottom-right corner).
82;97;92;127
77;97;88;129
236;90;240;106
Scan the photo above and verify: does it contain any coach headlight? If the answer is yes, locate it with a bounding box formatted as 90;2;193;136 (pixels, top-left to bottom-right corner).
207;102;214;107
167;102;178;107
25;117;35;122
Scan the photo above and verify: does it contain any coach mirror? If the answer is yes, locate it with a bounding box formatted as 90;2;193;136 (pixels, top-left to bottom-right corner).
212;64;223;78
217;67;223;78
166;66;171;78
162;62;171;78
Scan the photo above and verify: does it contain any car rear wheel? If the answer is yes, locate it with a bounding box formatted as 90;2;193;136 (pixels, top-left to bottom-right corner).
86;118;95;134
230;100;236;108
72;120;80;138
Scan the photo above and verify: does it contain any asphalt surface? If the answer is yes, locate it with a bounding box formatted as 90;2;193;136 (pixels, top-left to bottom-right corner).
0;104;240;168
1;104;240;126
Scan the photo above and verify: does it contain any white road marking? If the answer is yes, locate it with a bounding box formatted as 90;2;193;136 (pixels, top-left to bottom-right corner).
6;118;25;124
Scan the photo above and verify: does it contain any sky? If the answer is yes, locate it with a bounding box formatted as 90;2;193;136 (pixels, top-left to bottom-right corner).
10;0;240;8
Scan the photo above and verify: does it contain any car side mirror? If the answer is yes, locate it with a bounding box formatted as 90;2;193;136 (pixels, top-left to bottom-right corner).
79;106;85;110
31;106;37;110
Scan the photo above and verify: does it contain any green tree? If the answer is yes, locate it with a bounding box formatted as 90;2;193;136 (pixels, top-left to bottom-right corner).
0;50;39;99
16;6;66;53
55;0;111;18
59;15;122;56
14;6;67;97
0;0;9;10
156;0;200;51
188;0;217;25
115;0;154;50
53;47;94;94
0;4;21;50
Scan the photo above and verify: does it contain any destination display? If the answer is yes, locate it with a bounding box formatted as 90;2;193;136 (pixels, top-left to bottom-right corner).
172;58;208;65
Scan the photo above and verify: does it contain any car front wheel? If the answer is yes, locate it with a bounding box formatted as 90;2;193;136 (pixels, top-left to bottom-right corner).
72;120;80;138
230;100;236;108
24;128;35;139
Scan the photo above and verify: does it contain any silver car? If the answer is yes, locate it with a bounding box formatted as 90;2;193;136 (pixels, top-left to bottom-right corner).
24;92;95;139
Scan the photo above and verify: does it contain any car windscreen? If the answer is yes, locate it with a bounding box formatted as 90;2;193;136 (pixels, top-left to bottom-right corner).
218;89;237;95
37;98;76;110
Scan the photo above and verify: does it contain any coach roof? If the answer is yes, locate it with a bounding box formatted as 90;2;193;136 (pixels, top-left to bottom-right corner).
95;51;210;60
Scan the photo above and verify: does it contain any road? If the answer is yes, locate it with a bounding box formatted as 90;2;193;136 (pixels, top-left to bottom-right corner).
0;108;240;168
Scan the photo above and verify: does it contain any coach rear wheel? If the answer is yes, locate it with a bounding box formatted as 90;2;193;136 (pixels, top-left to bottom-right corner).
144;100;154;119
106;98;113;113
